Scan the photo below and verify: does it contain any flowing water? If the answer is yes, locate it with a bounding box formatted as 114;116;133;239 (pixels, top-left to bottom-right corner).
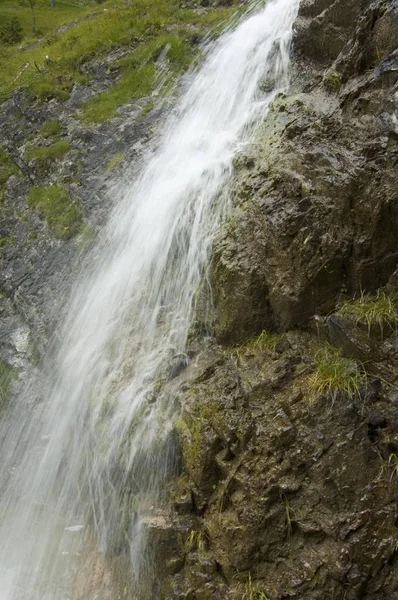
0;0;299;597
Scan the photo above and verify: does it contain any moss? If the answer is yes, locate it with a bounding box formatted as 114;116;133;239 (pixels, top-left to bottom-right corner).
0;147;19;193
323;68;343;93
0;361;17;409
27;184;82;240
106;151;124;172
0;235;16;247
26;139;70;171
39;118;62;138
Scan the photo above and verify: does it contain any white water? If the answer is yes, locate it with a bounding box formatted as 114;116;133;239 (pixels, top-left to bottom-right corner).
0;0;299;597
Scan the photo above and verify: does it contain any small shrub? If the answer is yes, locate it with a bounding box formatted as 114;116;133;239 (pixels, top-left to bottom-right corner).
306;344;361;403
39;118;61;138
0;17;24;46
338;290;398;337
27;184;82;240
26;139;70;172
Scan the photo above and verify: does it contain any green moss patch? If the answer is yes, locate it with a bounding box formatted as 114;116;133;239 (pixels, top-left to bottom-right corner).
27;184;82;239
26;139;70;172
0;361;17;408
0;147;19;195
0;235;16;247
39;118;62;138
106;151;124;172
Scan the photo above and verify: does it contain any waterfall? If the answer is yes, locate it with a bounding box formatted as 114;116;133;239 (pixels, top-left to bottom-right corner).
0;0;299;597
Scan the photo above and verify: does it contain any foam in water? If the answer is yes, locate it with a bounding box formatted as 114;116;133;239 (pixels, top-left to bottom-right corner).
0;0;300;597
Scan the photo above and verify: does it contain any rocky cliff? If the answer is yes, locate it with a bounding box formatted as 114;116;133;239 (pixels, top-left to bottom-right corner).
1;0;398;598
163;1;398;598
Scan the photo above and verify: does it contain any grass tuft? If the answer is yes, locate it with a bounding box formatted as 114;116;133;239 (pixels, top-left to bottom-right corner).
27;184;82;239
243;574;269;600
39;118;62;138
306;344;362;404
338;290;398;338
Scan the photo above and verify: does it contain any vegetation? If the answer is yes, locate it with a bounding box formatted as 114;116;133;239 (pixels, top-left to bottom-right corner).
323;67;343;93
0;16;24;45
26;139;70;171
338;290;398;337
186;529;206;553
0;0;91;45
0;147;19;196
306;344;362;403
0;0;243;115
106;151;124;172
243;574;269;600
27;184;82;239
0;235;16;247
0;361;16;407
233;329;280;362
39;118;62;138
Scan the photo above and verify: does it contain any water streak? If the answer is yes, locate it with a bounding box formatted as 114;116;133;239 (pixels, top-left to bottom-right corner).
0;0;299;597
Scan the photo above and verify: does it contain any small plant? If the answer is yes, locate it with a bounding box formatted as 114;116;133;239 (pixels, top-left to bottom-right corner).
306;344;361;404
234;329;280;362
0;17;24;46
39;118;61;138
243;574;269;600
282;494;295;541
388;454;398;481
27;184;82;240
323;67;342;93
186;529;206;553
338;290;398;338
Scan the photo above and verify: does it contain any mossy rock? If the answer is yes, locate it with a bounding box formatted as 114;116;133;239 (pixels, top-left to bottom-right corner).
27;184;82;240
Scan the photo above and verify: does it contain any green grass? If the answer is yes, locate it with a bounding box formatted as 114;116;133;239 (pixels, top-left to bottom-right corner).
26;139;70;171
234;330;280;360
338;291;398;337
0;0;93;44
306;344;362;403
243;574;269;600
27;183;82;239
39;118;62;138
0;0;243;112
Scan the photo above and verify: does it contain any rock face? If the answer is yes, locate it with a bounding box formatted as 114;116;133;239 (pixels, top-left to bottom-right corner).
169;321;398;600
158;0;398;598
207;0;398;342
